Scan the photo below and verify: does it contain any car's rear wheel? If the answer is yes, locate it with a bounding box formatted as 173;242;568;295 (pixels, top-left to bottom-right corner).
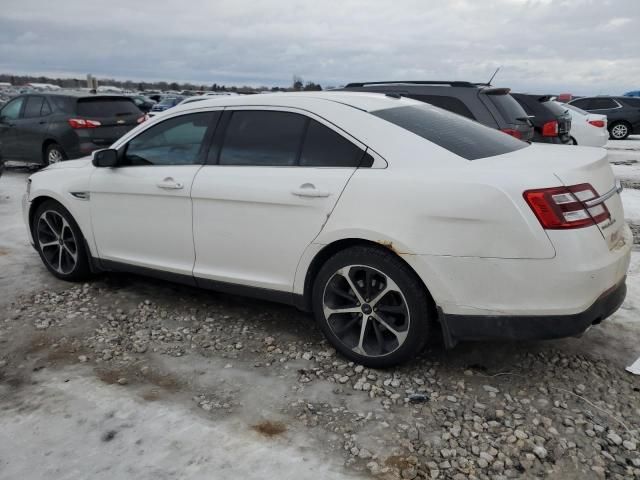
609;122;630;140
312;246;432;368
32;200;91;281
45;143;66;165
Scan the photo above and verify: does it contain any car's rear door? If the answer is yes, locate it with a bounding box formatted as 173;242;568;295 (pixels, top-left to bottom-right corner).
191;108;366;293
90;111;220;276
16;95;52;162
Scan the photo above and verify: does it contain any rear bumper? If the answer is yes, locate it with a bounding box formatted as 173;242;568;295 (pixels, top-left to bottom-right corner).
439;278;626;346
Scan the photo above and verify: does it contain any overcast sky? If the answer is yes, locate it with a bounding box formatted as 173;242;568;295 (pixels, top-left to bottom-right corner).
0;0;638;94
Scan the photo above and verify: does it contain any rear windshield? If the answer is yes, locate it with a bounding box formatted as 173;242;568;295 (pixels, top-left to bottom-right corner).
372;104;528;160
77;98;140;117
542;101;569;116
486;93;527;122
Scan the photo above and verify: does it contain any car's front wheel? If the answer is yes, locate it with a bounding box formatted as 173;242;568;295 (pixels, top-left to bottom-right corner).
609;121;630;140
312;245;433;368
32;200;91;281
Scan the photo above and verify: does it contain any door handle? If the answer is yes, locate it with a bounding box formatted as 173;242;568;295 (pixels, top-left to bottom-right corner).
156;177;184;190
291;183;330;198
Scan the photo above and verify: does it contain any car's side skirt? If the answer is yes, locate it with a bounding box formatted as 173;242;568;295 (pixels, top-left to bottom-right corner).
96;258;307;310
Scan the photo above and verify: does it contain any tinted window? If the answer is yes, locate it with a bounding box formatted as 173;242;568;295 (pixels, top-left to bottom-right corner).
300;120;363;167
564;103;588;115
406;95;475;120
77;98;141;117
486;94;527;122
1;97;24;120
124;112;216;166
589;98;618;110
569;98;590;109
48;95;74;113
23;96;44;118
41;99;52;116
219;111;306;166
542;101;568;116
372;104;528;161
621;97;640;108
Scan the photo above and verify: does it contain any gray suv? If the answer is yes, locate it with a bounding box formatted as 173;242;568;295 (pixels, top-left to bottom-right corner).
340;81;534;141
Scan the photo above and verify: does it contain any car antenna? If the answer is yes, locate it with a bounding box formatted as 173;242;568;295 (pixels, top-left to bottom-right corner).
487;66;501;86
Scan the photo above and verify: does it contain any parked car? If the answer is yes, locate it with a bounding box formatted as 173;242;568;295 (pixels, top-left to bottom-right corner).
623;91;640;98
511;94;572;144
129;95;157;113
23;92;630;367
562;102;608;147
0;92;144;165
568;96;640;140
148;96;184;117
340;81;534;141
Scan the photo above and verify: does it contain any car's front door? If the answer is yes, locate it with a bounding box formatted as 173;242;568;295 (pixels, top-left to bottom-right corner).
191;108;367;293
90;111;219;276
0;96;26;160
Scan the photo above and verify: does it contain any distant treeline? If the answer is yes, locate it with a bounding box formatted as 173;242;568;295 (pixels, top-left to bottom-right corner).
0;73;323;92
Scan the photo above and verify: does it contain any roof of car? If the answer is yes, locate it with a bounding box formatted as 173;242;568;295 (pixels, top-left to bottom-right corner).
169;91;422;115
21;90;135;100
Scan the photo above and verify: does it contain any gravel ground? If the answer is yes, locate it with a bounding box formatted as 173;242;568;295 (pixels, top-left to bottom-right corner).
1;139;640;479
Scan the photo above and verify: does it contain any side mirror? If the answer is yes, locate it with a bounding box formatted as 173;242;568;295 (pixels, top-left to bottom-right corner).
92;148;119;167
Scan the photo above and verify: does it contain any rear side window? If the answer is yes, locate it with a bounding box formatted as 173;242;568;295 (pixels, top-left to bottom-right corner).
569;98;590;109
77;98;141;117
219;111;307;166
41;99;52;116
588;98;618;110
406;95;475;120
486;94;527;122
23;96;44;118
372;104;528;160
48;96;75;113
300;120;363;167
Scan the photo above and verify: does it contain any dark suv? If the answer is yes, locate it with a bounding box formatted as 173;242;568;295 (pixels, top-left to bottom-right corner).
0;92;144;165
340;81;534;141
568;96;640;140
511;94;572;145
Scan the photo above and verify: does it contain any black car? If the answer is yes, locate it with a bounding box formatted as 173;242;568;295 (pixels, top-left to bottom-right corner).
511;94;572;145
568;96;640;140
0;92;144;165
340;81;534;141
129;95;157;113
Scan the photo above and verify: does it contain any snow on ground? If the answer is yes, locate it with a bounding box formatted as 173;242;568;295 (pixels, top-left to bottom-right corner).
622;189;640;223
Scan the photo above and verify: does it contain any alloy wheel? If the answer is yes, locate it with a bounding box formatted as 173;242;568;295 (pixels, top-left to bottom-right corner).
36;210;78;275
48;148;63;164
322;265;410;357
611;124;628;139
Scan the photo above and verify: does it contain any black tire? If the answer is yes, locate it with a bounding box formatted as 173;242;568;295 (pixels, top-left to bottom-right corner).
44;143;67;165
570;137;578;145
32;200;91;281
312;245;433;368
609;121;630;140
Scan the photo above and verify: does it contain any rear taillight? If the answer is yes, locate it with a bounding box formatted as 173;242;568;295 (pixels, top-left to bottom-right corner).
68;118;101;129
500;128;523;140
137;114;148;124
588;120;605;128
523;183;609;229
541;120;559;137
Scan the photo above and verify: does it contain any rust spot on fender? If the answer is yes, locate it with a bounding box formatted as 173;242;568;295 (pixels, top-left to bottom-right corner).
377;240;407;255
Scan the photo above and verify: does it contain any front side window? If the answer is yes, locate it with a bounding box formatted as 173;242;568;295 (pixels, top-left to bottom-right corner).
219;111;307;166
0;97;25;120
372;103;528;161
123;112;217;166
23;96;44;118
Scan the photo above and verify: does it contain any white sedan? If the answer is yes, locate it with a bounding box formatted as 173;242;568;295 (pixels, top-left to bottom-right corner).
23;92;631;367
562;102;609;147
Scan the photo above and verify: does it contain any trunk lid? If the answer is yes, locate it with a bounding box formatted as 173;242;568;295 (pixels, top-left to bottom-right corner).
481;144;624;248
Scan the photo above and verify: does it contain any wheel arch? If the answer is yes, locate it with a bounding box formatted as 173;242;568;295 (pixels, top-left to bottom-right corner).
298;238;437;315
41;139;64;164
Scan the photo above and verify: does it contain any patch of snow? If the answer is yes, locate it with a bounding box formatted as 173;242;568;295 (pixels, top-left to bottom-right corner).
622;189;640;222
